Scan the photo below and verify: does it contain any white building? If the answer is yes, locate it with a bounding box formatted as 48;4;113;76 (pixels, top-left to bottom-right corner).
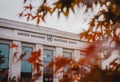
0;18;87;82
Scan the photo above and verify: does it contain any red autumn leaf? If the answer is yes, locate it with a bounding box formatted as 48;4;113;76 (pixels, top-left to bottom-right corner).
85;34;96;42
19;12;24;17
10;43;18;48
32;72;41;82
79;58;86;65
82;44;99;65
27;49;41;65
24;0;27;3
97;21;104;28
33;72;41;77
37;4;52;14
36;58;42;63
79;31;87;39
13;52;18;59
24;4;33;11
27;49;42;81
32;14;43;25
24;13;33;21
16;52;26;62
33;63;42;73
37;17;40;25
47;56;71;74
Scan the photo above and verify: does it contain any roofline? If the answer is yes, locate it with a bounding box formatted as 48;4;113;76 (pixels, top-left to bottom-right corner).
0;18;83;41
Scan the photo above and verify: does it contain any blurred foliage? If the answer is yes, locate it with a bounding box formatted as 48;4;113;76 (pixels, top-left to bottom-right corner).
20;0;120;29
17;0;120;82
80;59;120;82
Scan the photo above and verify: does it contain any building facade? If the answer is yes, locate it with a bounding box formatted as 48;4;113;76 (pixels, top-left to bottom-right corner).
0;18;87;82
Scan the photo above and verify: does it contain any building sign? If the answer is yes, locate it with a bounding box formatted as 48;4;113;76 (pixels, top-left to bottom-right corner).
47;35;53;42
14;30;78;45
17;31;45;40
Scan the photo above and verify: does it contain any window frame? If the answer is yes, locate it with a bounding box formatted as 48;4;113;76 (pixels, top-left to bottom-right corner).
0;39;11;82
21;43;35;73
43;46;55;74
43;46;55;82
0;40;11;70
63;49;73;76
21;43;35;82
63;49;73;59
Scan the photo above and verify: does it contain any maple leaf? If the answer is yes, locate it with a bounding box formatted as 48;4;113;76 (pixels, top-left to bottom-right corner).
18;12;24;17
63;8;69;17
79;31;87;39
106;28;112;36
10;43;18;48
35;3;52;24
87;34;95;42
93;32;103;40
24;13;33;21
32;72;41;82
52;0;80;17
81;44;99;65
32;13;46;25
47;56;71;74
31;63;42;81
16;52;26;62
23;0;27;3
13;52;18;59
26;49;42;82
96;21;104;28
24;4;33;11
79;58;86;65
27;49;41;65
37;3;52;14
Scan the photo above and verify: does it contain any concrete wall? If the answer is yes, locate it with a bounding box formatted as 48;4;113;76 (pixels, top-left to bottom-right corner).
0;18;88;82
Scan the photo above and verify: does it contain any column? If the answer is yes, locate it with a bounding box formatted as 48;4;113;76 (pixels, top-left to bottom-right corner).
55;47;63;57
9;41;21;81
35;44;43;82
73;50;80;62
54;47;63;82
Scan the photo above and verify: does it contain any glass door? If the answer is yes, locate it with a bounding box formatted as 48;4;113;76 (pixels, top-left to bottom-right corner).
43;49;53;82
21;46;33;82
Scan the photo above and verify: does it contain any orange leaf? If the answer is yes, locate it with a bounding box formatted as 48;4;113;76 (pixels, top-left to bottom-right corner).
16;52;26;62
27;49;41;65
79;32;87;39
19;12;24;17
37;17;40;25
47;56;71;74
24;4;33;11
10;43;18;48
13;52;18;59
24;13;33;21
79;58;86;65
24;0;27;3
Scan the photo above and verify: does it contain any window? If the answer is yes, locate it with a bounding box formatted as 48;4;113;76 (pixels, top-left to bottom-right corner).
0;43;9;70
0;43;9;82
43;49;53;74
21;46;33;82
63;50;72;78
63;51;72;72
43;48;54;82
63;52;72;59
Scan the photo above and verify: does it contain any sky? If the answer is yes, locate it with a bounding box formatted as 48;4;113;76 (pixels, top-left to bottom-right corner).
0;0;100;34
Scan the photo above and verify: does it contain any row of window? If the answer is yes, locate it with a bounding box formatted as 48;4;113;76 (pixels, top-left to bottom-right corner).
0;43;72;82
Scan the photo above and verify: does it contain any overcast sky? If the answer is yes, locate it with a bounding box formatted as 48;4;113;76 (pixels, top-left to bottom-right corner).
0;0;100;33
